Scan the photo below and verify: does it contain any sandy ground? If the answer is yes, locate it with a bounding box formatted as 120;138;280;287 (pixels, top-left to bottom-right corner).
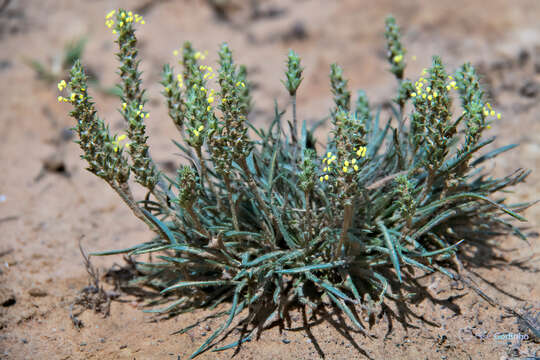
1;0;539;359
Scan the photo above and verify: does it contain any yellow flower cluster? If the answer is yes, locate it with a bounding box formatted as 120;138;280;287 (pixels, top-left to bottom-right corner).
411;73;458;100
57;79;85;103
192;125;205;137
200;65;217;81
57;80;67;91
195;84;216;111
105;9;144;34
57;93;83;103
411;76;438;100
176;74;184;88
319;147;367;182
194;51;207;61
483;102;502;129
112;134;130;152
135;104;150;119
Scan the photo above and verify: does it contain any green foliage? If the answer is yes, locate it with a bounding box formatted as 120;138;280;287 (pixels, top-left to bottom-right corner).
61;9;531;358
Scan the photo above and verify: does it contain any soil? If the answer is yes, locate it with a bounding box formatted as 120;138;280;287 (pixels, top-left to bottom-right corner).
1;0;539;359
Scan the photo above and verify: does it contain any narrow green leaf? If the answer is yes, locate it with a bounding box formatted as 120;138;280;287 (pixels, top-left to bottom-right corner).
377;220;402;283
162;280;239;294
277;260;346;274
305;272;355;303
189;284;244;358
141;208;178;245
326;292;366;333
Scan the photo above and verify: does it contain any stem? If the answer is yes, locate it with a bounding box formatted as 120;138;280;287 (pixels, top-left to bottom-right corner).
303;191;313;246
223;174;240;232
186;204;208;237
292;94;298;146
335;202;353;259
291;94;300;171
195;146;214;196
110;181;157;234
150;188;185;231
239;158;276;248
418;168;435;205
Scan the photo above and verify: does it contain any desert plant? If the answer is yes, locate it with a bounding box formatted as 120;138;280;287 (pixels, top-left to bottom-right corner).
59;9;531;357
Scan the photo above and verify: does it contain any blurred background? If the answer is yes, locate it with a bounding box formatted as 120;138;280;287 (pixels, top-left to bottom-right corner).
1;1;539;358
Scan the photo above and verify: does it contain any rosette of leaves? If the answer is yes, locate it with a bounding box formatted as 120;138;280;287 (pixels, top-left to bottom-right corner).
64;9;532;358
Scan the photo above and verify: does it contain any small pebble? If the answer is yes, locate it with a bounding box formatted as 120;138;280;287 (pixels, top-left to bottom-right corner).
28;288;47;297
282;338;291;344
80;342;87;346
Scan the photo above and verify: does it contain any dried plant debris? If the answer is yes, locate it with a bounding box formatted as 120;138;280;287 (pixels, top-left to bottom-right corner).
59;9;533;357
69;243;119;328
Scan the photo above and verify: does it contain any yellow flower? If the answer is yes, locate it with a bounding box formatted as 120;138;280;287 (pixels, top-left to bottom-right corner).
140;20;145;25
446;85;451;91
70;93;77;102
206;105;211;112
324;175;329;180
327;152;332;158
393;54;403;63
106;10;116;19
433;91;438;98
411;92;417;97
422;93;427;99
323;167;328;172
486;125;492;129
353;165;359;171
57;80;66;91
490;110;495;116
497;113;501;120
426;87;431;92
351;158;357;165
319;176;324;182
173;50;179;57
356;146;367;157
207;96;214;103
57;96;64;102
122;102;127;110
198;125;204;132
193;129;200;137
428;95;432;101
112;134;128;152
344;160;349;167
343;166;348;173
